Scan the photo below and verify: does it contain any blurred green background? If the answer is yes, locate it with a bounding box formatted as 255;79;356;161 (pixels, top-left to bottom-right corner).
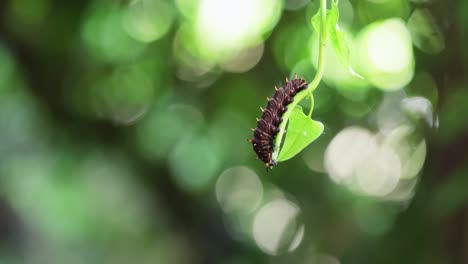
0;0;467;263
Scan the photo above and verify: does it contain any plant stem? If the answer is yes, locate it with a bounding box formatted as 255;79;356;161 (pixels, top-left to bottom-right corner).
272;0;327;162
308;93;314;117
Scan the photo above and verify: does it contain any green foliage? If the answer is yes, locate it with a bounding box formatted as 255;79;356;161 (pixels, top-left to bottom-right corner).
277;105;324;162
327;1;350;69
310;4;324;37
311;0;362;77
0;0;464;262
312;0;349;68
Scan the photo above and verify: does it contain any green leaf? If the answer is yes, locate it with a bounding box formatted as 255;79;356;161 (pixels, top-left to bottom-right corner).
277;105;324;162
311;0;362;77
311;8;322;34
328;0;350;69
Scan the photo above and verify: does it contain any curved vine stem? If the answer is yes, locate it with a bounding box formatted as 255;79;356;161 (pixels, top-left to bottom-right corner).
272;0;327;162
307;93;314;117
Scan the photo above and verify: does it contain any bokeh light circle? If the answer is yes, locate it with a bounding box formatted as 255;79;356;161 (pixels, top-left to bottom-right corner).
123;0;176;43
215;166;263;213
194;0;282;61
325;126;405;197
252;198;303;255
356;18;414;91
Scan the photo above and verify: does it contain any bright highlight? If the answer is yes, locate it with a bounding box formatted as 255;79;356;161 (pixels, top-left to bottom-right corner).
357;18;414;90
195;0;282;60
367;21;412;73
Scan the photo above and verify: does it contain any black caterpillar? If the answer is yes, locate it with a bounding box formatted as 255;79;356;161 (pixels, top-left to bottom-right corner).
249;76;308;168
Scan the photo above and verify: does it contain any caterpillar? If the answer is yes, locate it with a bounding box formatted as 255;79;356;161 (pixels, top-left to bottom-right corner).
249;76;308;169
